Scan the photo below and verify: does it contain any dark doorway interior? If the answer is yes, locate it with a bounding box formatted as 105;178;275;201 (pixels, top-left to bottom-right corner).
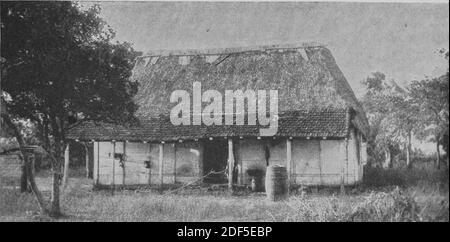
202;139;228;183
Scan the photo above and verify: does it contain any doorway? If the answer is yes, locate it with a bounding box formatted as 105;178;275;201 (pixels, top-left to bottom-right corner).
202;139;228;183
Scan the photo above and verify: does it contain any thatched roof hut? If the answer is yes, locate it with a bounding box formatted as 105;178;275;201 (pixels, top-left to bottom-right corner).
66;42;369;187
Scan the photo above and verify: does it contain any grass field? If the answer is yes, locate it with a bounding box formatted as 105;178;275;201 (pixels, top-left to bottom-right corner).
0;166;448;222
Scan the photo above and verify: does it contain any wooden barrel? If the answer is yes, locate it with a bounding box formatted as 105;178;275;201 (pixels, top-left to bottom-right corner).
265;165;289;201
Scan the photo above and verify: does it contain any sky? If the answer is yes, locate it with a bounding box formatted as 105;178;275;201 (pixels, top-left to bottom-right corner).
85;1;449;97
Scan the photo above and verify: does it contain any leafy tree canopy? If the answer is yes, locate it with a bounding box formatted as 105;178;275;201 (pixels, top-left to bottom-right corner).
1;1;140;140
1;1;141;216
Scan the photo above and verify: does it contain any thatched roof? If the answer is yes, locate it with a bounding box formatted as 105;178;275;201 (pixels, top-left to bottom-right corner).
67;42;369;141
66;108;351;142
132;42;368;135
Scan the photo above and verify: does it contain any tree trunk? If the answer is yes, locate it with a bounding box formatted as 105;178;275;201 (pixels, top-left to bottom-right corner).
62;144;70;189
49;116;63;217
49;142;62;217
1;113;47;214
436;138;441;170
24;155;47;212
383;147;391;169
20;164;29;193
50;166;61;216
406;131;412;169
446;155;449;169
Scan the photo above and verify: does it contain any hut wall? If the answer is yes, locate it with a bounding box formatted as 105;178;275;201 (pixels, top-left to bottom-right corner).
146;143;174;184
347;128;364;184
93;142;111;185
124;142;152;184
93;141;203;185
360;136;367;181
347;130;357;184
291;137;363;186
92;135;364;186
236;137;363;186
291;139;321;185
318;139;346;185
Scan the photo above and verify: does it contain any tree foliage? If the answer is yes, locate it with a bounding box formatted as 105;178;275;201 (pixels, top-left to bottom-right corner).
361;49;449;169
360;72;421;168
1;1;140;216
409;49;449;168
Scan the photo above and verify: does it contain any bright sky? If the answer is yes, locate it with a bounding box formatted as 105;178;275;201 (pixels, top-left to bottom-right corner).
84;1;449;98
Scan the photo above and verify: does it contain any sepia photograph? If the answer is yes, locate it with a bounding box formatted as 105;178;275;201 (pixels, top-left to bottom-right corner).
0;0;448;227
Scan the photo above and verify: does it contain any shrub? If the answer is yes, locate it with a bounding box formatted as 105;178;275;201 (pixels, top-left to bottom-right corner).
344;187;419;222
363;166;449;188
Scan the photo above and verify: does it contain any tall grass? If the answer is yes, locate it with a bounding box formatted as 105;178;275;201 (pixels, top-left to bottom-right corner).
0;167;448;222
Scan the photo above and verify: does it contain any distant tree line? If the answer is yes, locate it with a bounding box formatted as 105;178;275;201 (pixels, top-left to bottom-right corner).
360;49;449;169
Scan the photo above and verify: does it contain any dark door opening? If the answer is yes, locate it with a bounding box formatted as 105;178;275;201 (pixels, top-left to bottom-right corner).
202;139;228;184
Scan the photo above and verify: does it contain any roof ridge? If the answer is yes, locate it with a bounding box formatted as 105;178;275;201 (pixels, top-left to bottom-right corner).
140;41;326;57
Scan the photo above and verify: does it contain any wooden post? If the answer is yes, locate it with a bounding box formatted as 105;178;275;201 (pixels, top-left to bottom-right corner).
198;142;204;181
147;143;151;185
159;143;164;187
286;138;292;186
96;142;100;185
173;144;177;184
235;140;243;185
122;142;126;185
62;143;70;189
112;141;115;192
84;143;89;178
227;138;235;191
318;140;323;185
341;139;348;195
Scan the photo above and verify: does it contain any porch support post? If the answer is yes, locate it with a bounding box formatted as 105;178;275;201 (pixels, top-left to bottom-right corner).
159;143;164;187
198;142;204;181
341;139;348;195
96;142;100;185
122;142;126;185
173;144;177;184
286;138;292;186
112;141;116;188
84;143;89;178
147;143;151;185
227;138;235;191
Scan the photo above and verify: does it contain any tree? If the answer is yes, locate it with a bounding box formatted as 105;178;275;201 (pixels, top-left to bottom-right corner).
1;2;139;217
361;72;421;168
409;63;449;169
361;72;396;167
384;87;422;168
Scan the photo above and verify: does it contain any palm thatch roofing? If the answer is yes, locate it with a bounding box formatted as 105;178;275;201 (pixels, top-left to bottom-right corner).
67;42;369;141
